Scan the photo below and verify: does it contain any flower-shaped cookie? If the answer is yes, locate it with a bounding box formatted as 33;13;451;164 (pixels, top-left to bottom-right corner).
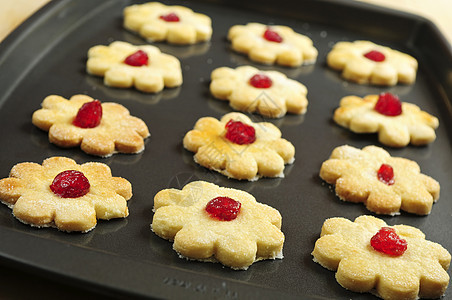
32;94;150;157
183;112;295;181
228;23;318;67
86;41;182;93
123;2;212;45
327;40;418;85
320;145;440;215
151;181;284;270
210;65;308;118
333;94;439;147
0;157;132;232
312;215;451;300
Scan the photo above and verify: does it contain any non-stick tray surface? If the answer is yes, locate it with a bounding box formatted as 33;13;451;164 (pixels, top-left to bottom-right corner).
0;0;451;299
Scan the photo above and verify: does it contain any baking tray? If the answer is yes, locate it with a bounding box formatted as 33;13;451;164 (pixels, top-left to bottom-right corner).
0;0;451;299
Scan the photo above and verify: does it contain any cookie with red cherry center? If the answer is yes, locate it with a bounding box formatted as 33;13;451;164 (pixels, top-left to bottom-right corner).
32;94;150;157
312;215;450;299
333;93;439;147
151;181;284;270
327;40;418;85
183;112;295;181
0;157;132;232
210;65;309;118
319;145;440;215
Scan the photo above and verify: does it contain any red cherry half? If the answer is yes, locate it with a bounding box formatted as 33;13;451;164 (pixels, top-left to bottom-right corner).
50;170;90;198
73;100;102;128
263;28;283;43
249;73;273;88
377;164;395;185
374;93;402;116
159;12;180;22
364;50;385;62
205;197;241;221
225;120;256;145
371;227;407;256
124;50;149;67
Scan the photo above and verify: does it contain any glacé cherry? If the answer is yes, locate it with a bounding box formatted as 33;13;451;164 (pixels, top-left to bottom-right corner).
263;28;283;43
124;50;149;67
50;170;90;198
370;227;407;256
377;164;395;185
73;100;102;128
205;197;241;221
374;93;402;116
364;50;385;62
225;120;256;145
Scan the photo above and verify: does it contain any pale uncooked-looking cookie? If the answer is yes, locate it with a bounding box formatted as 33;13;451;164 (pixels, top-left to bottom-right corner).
333;93;439;147
327;40;417;85
228;23;317;67
210;65;308;118
0;157;132;232
151;181;284;270
312;215;450;300
319;145;440;215
32;94;150;157
87;41;182;93
183;112;295;181
123;2;212;44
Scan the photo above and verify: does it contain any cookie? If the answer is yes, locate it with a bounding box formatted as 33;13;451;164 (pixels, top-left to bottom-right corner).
151;181;284;270
32;94;150;157
319;145;440;215
210;65;308;118
327;40;418;85
333;93;439;147
228;22;317;67
183;112;295;181
86;41;182;93
123;2;212;45
312;215;451;300
0;157;132;232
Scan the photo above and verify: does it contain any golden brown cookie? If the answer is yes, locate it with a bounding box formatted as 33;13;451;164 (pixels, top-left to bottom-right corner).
319;145;440;215
151;181;284;270
210;65;308;118
228;23;317;67
0;157;132;232
86;41;182;93
333;93;439;147
183;112;295;181
32;94;150;157
312;215;451;300
123;2;212;45
327;40;417;85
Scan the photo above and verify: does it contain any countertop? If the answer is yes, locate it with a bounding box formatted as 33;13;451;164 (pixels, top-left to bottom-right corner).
0;0;450;299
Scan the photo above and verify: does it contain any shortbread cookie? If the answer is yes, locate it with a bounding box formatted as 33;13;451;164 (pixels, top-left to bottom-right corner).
327;40;418;85
151;181;284;270
124;2;212;45
210;65;308;118
0;157;132;232
228;23;317;67
32;94;150;157
87;41;182;93
312;215;451;300
320;145;440;215
183;112;295;181
333;93;439;147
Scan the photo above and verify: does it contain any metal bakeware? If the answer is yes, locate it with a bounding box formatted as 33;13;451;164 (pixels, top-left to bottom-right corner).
0;0;451;298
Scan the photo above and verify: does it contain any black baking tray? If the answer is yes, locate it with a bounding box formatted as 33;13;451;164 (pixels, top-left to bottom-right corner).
0;0;451;299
